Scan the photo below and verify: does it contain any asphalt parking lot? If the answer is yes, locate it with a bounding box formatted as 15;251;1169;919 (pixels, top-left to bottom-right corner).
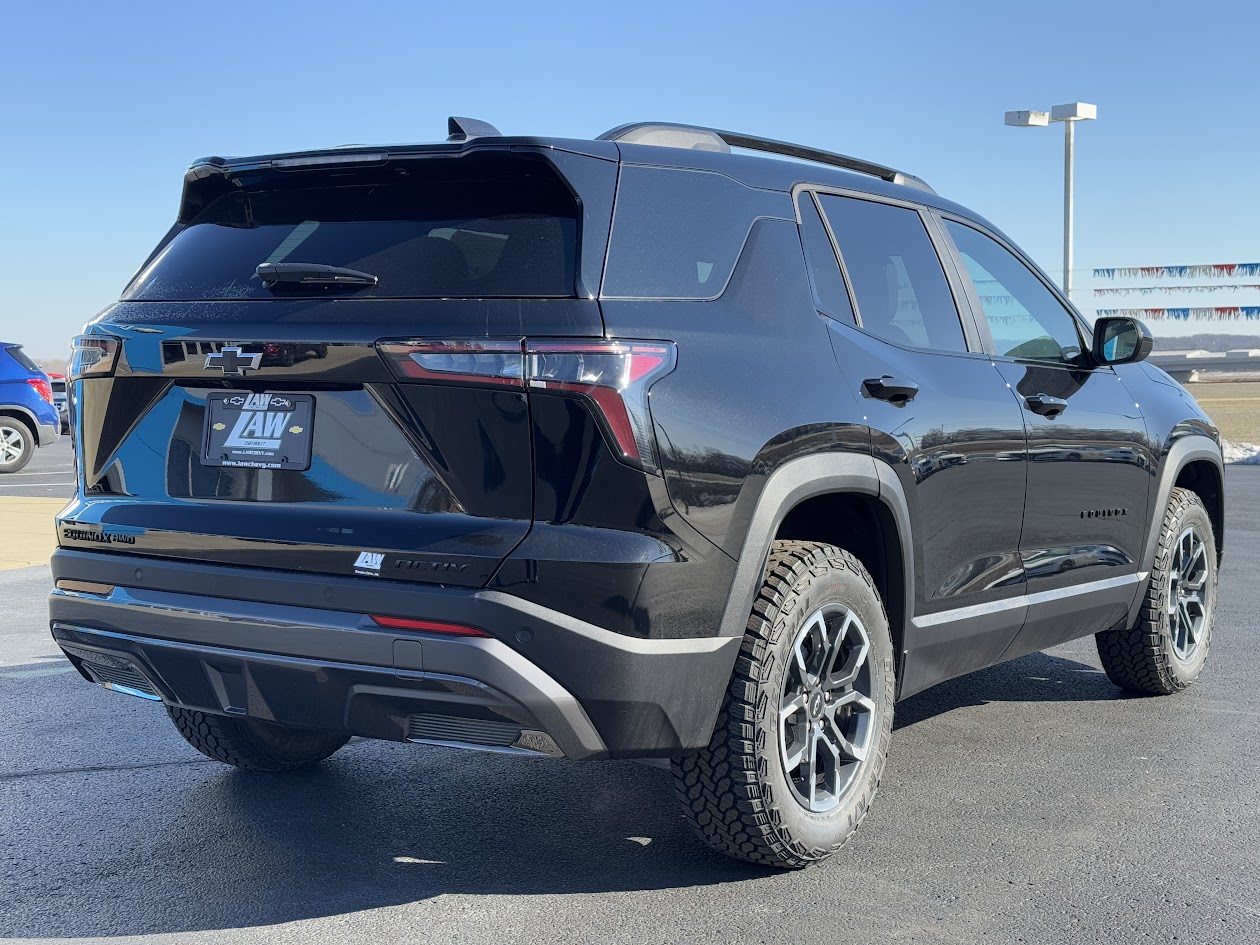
0;438;76;498
1;458;1256;944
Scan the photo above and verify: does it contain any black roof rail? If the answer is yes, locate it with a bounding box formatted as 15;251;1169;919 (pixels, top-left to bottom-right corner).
597;121;934;194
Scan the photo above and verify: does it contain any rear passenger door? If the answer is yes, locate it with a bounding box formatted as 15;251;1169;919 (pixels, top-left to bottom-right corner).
936;218;1152;658
799;190;1029;696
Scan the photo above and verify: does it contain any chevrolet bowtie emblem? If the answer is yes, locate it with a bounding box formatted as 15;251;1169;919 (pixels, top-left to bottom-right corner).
204;346;262;376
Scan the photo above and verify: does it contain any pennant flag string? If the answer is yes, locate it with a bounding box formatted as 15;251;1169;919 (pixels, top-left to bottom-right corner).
1096;307;1260;321
1094;264;1260;280
1094;284;1260;296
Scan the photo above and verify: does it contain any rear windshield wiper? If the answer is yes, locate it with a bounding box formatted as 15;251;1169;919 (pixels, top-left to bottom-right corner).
256;262;378;288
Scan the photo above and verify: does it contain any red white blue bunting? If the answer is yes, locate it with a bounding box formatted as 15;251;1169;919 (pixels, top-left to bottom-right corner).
1096;307;1260;321
1095;285;1260;296
1094;264;1260;280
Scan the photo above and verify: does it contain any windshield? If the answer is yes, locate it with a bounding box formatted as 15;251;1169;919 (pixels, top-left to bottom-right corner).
125;156;579;301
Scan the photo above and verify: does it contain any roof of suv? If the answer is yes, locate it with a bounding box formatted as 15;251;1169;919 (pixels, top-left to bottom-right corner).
183;119;992;232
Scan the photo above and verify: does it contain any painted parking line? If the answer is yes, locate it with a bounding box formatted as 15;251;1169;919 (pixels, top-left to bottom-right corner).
0;481;76;488
0;666;74;679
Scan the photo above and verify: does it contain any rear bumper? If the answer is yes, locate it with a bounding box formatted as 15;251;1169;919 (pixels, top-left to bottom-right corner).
38;420;60;446
49;550;741;758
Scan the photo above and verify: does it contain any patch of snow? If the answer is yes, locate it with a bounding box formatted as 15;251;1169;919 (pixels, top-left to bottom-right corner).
1222;440;1260;465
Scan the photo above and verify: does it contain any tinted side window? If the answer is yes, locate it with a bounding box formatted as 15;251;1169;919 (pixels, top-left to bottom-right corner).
945;220;1084;363
796;192;856;324
601;166;792;300
818;195;967;352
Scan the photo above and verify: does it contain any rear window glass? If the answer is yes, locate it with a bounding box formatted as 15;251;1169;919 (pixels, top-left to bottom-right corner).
601;166;792;300
125;156;578;301
5;346;41;374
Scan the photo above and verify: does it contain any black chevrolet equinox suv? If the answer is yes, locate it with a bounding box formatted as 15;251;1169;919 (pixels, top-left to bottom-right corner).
51;118;1225;867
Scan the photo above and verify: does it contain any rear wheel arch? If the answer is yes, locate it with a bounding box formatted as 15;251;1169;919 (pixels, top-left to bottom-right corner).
720;453;914;684
0;408;38;443
774;487;909;677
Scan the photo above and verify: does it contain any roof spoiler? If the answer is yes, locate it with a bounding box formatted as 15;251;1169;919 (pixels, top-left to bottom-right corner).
598;121;934;194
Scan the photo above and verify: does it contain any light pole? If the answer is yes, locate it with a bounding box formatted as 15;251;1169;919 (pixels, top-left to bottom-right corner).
1004;102;1097;300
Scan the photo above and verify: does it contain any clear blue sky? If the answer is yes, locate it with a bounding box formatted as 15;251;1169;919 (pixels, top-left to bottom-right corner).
2;0;1256;357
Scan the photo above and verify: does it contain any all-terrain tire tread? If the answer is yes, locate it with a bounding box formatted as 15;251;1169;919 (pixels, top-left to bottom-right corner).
1094;487;1213;695
166;706;348;771
671;540;893;868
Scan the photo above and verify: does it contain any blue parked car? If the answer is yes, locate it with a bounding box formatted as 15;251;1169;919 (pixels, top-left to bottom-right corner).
0;342;60;473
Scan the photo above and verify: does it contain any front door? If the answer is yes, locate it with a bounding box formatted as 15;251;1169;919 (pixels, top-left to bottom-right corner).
939;218;1152;658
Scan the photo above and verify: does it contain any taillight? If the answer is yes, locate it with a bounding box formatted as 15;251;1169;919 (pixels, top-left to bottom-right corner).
525;342;674;471
371;615;490;637
379;340;524;387
27;377;54;404
69;335;121;379
379;338;677;473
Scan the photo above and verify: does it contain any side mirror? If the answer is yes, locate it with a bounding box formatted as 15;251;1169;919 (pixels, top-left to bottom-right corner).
1092;316;1153;366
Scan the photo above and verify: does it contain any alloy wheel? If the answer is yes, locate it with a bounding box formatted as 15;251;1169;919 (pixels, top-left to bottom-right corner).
1168;525;1209;661
779;603;876;812
0;427;25;467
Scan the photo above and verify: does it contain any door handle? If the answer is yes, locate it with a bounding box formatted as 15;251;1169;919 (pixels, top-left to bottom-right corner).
863;375;919;406
1024;393;1069;418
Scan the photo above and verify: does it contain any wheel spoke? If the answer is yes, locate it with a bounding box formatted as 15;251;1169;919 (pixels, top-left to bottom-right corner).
1188;541;1207;573
784;735;807;773
1177;601;1193;644
780;691;808;723
806;729;820;808
815;728;842;800
821;612;852;680
823;694;874;761
794;612;827;687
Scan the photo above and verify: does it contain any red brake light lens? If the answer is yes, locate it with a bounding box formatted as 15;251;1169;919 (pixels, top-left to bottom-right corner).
378;338;676;473
27;378;54;404
69;336;121;380
371;615;491;637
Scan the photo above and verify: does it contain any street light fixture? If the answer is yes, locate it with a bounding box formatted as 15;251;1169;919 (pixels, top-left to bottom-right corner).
1004;102;1097;299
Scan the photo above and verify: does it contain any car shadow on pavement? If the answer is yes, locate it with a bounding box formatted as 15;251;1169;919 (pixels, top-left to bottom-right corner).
2;738;775;938
3;648;1128;939
893;649;1130;730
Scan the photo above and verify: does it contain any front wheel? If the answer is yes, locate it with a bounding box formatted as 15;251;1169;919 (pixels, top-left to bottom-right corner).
673;541;895;868
1095;487;1217;695
167;707;350;771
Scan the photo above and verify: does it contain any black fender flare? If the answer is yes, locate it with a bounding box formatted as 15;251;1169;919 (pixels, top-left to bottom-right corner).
718;452;915;650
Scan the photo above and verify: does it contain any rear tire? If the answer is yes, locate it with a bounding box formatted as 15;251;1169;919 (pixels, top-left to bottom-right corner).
0;418;34;473
673;541;895;868
167;707;349;771
1095;487;1217;695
